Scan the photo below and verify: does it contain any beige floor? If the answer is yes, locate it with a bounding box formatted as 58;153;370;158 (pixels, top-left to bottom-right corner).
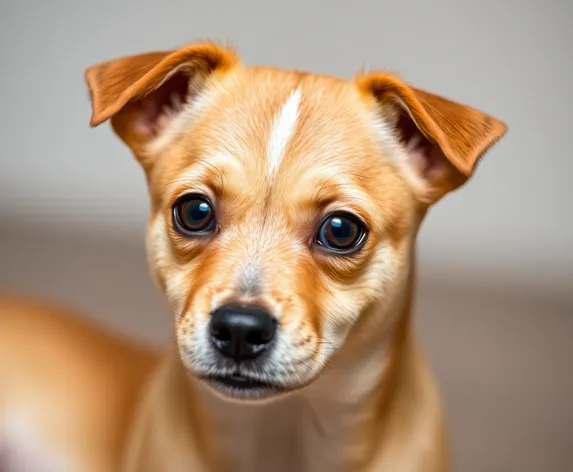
1;223;571;472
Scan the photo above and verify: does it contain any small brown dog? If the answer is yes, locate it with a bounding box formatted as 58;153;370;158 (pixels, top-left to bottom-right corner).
0;42;506;472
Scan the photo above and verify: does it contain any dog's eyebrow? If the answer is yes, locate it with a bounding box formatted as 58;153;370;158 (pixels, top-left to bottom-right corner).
311;171;372;203
165;155;241;200
167;159;225;187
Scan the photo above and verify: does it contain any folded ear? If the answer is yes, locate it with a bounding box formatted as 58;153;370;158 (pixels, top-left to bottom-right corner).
84;42;239;164
356;73;507;203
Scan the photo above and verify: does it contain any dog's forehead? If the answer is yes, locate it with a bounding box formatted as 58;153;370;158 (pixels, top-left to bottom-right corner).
159;67;396;205
216;68;380;166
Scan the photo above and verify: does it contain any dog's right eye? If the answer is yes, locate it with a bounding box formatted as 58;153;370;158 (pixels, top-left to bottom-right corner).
172;195;216;235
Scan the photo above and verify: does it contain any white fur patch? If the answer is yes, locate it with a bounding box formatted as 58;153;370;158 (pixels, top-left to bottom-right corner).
268;88;302;176
0;413;68;472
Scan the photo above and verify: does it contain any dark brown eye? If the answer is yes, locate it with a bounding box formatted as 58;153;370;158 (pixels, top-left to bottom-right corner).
315;213;367;253
172;195;215;235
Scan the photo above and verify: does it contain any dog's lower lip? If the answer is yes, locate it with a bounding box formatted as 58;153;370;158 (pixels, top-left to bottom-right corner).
205;374;278;391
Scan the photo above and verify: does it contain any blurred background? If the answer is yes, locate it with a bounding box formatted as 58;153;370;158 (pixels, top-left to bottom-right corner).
0;0;571;470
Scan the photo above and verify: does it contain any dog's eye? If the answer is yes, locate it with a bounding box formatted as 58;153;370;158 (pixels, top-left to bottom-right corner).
172;195;216;235
315;213;367;253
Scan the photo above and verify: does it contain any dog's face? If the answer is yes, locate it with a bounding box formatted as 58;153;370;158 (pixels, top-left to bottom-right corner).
86;43;506;401
144;71;417;400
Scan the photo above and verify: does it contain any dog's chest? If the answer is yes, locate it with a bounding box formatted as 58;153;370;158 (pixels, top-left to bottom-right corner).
207;397;359;472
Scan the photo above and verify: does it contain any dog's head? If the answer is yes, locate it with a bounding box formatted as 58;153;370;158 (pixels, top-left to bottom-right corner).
85;43;506;401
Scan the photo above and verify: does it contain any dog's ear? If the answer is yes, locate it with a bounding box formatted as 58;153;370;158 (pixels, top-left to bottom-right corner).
84;43;239;165
356;73;507;203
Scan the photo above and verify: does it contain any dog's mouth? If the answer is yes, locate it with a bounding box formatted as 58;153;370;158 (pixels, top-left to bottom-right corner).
202;373;286;400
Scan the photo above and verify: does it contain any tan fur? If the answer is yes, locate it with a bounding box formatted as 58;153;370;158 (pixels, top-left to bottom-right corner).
0;42;506;472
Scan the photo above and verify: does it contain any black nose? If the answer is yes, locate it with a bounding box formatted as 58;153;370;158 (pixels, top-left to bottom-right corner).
209;303;277;361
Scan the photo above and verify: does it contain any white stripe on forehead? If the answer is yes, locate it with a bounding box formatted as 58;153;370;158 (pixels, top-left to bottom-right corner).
268;87;302;176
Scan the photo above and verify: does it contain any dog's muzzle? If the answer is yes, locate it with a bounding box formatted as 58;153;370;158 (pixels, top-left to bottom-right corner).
200;303;283;399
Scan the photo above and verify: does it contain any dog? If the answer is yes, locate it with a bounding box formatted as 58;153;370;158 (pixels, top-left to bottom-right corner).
0;41;507;472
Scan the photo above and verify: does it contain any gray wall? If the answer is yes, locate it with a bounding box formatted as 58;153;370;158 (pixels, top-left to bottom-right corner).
1;0;572;298
1;1;572;471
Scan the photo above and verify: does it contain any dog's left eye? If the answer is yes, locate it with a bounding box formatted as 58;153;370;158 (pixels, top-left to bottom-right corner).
172;195;216;235
315;212;367;253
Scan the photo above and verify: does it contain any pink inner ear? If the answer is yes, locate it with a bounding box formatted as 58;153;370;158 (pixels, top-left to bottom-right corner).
134;70;191;136
395;113;446;180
